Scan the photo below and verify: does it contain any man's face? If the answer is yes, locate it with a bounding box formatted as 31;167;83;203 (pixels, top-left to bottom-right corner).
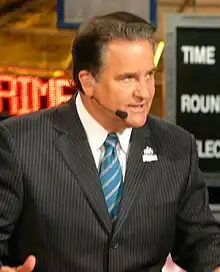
84;39;155;129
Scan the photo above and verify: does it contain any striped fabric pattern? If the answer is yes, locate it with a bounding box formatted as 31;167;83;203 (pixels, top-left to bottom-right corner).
99;133;123;222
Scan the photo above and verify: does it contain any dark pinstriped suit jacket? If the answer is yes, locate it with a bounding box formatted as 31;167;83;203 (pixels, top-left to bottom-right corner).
0;97;220;272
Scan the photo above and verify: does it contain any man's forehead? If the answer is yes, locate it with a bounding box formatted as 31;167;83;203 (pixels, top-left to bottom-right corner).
99;39;154;73
102;40;153;62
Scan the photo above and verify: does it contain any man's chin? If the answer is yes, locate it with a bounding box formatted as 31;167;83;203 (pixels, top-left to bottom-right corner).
124;116;148;128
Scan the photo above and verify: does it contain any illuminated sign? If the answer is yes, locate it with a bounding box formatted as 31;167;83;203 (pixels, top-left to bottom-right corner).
0;74;75;115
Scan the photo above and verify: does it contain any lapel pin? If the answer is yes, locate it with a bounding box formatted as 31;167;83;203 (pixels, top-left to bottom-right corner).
142;146;158;162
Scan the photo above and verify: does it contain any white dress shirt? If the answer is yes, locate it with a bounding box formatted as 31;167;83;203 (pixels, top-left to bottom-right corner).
75;94;132;178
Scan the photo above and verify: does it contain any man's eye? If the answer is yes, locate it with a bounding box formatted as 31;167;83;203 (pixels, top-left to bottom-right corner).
122;76;134;82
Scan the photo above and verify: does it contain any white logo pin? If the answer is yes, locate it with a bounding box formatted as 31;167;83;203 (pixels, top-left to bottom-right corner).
142;146;158;162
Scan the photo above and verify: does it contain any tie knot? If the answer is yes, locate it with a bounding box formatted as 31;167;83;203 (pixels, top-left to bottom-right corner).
104;133;119;149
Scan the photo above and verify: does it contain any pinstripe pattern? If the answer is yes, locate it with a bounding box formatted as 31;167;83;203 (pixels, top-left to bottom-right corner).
0;96;220;271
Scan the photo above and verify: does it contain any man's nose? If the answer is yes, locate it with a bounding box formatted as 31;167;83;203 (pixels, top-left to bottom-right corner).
133;81;151;99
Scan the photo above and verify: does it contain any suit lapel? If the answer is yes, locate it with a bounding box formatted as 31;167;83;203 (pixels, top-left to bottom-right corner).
113;122;158;238
52;96;112;234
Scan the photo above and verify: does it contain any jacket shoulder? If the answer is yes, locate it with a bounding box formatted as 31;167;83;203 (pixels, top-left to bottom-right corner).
0;106;57;136
147;115;194;151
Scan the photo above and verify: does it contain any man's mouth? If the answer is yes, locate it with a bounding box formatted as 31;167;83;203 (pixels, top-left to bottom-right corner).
128;104;145;112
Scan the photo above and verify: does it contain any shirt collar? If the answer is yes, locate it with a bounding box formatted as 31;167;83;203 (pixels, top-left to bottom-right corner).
76;93;132;154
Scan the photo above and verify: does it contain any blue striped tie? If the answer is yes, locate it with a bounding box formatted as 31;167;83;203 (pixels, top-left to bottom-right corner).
99;133;123;221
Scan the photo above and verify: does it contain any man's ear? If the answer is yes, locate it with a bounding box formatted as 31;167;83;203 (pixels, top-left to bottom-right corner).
78;70;95;97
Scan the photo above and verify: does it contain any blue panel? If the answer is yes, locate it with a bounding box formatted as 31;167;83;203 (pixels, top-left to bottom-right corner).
57;0;80;28
150;0;157;28
57;0;157;29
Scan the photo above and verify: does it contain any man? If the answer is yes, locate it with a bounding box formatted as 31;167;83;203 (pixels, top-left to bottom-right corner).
0;11;220;272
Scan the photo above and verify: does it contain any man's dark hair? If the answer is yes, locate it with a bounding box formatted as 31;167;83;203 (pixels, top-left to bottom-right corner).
72;11;156;91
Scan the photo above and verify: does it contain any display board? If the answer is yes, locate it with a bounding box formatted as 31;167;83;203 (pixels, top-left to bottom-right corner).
165;14;220;179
